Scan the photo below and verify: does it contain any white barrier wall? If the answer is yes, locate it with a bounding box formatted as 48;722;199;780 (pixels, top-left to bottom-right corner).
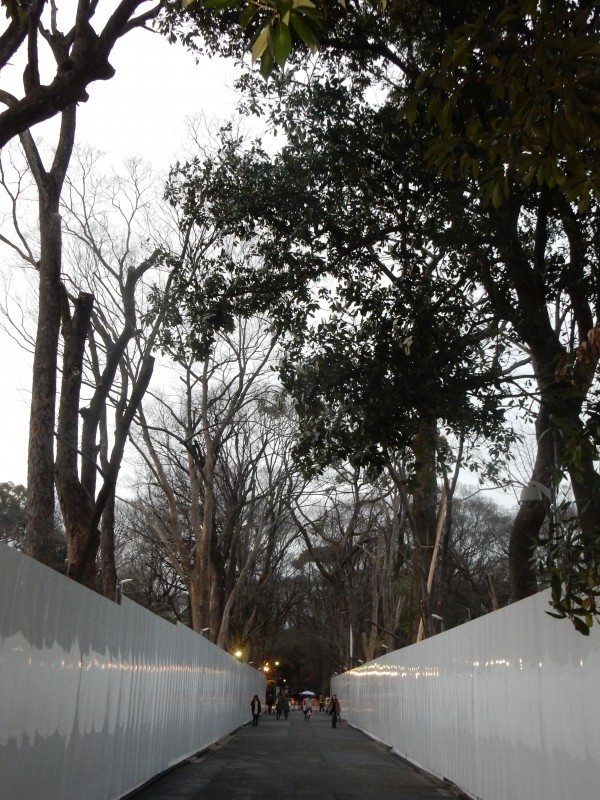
333;590;600;800
0;545;265;800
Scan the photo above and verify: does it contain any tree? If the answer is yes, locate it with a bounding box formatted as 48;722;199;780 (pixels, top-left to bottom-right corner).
55;154;168;592
0;481;26;549
161;85;515;639
169;1;600;630
440;490;512;628
114;498;192;623
0;1;163;148
0;0;207;579
18;104;76;567
0;142;171;592
291;465;404;663
130;318;302;643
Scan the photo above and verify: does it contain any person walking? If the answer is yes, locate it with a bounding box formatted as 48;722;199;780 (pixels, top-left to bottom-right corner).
276;692;284;720
282;691;290;720
326;694;341;728
251;694;261;727
303;695;313;721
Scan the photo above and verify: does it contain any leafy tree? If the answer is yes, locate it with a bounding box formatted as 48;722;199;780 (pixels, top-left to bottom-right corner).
169;0;600;631
0;481;26;548
160;83;515;639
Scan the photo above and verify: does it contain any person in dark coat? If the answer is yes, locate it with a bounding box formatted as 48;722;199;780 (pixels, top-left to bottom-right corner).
326;694;341;728
251;694;261;727
282;691;290;720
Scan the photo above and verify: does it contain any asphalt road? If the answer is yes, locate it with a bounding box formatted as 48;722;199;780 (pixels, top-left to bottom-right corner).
128;706;463;800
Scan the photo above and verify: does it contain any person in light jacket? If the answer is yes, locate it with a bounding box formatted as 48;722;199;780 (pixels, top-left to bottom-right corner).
303;695;313;720
251;694;261;727
326;694;341;728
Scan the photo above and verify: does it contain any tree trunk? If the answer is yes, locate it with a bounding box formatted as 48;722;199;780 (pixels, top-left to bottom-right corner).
410;421;439;640
509;402;555;600
55;291;97;587
101;491;118;601
494;201;600;596
23;107;76;564
24;201;63;565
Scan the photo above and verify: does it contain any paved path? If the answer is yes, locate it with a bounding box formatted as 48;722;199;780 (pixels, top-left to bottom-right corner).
129;708;462;800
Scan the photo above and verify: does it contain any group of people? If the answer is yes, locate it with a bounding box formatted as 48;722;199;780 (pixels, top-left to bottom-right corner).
250;692;341;728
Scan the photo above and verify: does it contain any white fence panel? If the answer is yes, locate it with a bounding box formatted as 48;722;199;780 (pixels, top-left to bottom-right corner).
333;590;600;800
0;544;264;800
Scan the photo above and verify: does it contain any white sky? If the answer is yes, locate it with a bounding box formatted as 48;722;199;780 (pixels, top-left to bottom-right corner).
0;12;243;486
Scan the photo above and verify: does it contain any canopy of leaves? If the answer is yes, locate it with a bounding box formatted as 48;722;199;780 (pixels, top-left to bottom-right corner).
0;481;26;548
162;0;600;631
159;76;512;476
168;0;600;209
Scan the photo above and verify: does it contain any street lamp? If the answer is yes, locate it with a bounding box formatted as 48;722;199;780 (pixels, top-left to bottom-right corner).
431;613;445;632
518;480;553;507
117;578;134;604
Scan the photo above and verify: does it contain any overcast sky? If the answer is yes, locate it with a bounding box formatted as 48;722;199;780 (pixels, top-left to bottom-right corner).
0;17;242;486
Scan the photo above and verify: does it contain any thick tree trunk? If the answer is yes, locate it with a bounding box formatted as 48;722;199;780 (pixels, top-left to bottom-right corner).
55;291;97;586
411;421;439;640
24;202;63;565
23;104;76;562
101;491;118;601
493;201;600;599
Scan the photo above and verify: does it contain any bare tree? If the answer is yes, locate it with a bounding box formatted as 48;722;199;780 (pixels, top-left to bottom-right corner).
56;152;174;593
0;1;176;569
131;319;302;644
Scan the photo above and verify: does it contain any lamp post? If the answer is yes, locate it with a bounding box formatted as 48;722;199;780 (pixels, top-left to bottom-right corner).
117;578;134;604
430;613;445;633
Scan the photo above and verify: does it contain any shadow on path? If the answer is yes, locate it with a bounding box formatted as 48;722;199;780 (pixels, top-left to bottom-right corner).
129;708;460;799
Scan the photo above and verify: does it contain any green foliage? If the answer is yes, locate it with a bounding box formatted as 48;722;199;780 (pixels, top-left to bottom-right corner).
0;481;27;548
177;0;326;74
160;78;513;479
401;0;600;210
163;0;600;633
177;0;600;202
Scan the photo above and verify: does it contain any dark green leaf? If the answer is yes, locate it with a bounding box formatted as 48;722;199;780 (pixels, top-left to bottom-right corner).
272;21;292;67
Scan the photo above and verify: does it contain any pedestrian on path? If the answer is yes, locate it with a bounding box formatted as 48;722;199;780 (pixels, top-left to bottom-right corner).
303;696;312;721
326;694;341;728
282;691;290;719
251;694;261;727
276;692;284;719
